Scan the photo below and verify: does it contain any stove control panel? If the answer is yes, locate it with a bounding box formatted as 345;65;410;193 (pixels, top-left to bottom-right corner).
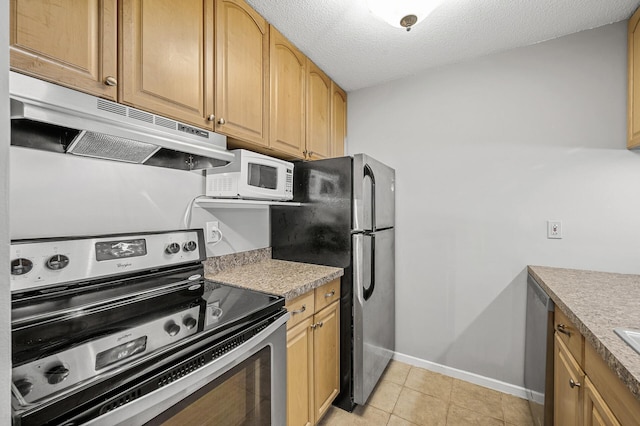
10;230;204;293
11;305;201;404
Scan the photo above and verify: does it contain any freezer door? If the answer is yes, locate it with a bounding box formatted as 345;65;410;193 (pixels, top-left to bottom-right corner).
353;228;395;405
353;154;395;232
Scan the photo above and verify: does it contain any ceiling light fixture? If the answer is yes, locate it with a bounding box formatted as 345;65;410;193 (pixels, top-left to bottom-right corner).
365;0;444;31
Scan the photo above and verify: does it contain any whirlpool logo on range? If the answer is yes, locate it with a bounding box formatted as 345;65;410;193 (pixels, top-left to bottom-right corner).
117;262;133;269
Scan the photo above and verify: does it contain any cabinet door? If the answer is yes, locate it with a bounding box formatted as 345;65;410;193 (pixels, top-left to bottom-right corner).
555;334;584;426
10;0;117;100
287;318;313;426
584;377;620;426
269;26;306;159
306;61;332;160
629;7;640;148
313;301;340;423
215;0;269;145
120;0;214;128
331;82;347;158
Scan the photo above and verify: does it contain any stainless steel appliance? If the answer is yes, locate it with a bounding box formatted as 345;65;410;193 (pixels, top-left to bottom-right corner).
10;229;288;425
10;71;235;170
271;154;396;410
524;274;554;426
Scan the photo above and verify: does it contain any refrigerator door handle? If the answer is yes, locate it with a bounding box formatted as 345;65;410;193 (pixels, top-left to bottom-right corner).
364;163;376;232
363;233;375;301
353;233;365;305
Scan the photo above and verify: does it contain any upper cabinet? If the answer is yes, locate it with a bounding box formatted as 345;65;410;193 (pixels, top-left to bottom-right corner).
120;0;214;129
331;83;347;158
10;0;346;160
629;7;640;149
305;61;332;161
214;0;269;146
10;0;118;100
269;26;306;159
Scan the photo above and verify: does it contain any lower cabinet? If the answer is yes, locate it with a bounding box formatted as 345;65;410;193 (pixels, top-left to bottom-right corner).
286;279;340;426
554;334;585;426
584;377;620;426
553;308;638;425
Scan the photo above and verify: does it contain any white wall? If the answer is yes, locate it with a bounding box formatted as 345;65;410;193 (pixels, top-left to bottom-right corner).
1;0;11;421
10;148;269;256
348;21;640;388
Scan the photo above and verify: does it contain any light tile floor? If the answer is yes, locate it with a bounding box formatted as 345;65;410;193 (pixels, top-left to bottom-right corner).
317;361;535;426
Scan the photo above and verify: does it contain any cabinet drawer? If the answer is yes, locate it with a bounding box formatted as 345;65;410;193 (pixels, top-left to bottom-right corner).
555;308;584;367
314;279;340;312
286;291;315;330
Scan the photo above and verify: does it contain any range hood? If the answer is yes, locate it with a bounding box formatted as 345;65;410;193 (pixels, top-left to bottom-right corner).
9;71;235;170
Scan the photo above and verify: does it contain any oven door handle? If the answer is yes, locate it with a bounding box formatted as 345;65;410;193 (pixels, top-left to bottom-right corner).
81;312;289;426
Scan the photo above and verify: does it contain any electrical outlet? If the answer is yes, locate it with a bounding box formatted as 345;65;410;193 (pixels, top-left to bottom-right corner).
547;220;562;239
206;221;221;243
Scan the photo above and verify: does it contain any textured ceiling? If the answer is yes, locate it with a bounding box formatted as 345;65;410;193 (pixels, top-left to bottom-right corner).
246;0;640;92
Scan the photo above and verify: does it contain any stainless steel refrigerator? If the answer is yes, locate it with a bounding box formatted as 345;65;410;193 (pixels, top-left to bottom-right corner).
270;154;395;410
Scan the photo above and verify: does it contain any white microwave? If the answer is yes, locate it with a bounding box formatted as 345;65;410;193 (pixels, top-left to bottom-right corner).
205;150;294;201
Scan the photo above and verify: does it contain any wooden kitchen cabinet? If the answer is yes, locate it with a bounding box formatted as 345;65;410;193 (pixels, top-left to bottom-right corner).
305;61;332;161
10;0;118;100
214;0;269;146
312;300;340;422
584;377;620;426
331;82;347;158
555;334;584;426
629;7;640;148
553;307;640;425
268;26;307;159
287;317;314;426
120;0;214;128
286;279;341;426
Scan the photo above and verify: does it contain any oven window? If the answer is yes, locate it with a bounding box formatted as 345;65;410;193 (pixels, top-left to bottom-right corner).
247;163;277;190
149;347;271;426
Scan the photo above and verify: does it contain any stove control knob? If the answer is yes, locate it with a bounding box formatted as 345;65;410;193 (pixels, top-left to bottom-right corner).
11;258;33;276
46;254;70;271
183;316;197;330
45;364;70;385
14;378;34;396
165;321;181;337
183;241;197;252
165;243;180;255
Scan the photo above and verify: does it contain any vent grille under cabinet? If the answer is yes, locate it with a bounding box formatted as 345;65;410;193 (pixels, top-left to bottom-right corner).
97;99;126;116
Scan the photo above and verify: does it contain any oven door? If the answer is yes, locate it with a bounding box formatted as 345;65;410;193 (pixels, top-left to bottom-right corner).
84;313;288;426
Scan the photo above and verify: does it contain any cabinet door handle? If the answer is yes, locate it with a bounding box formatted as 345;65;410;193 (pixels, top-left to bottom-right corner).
217;118;226;125
104;76;118;87
556;324;572;336
291;305;306;315
310;323;317;329
325;290;335;298
207;114;215;122
317;321;323;328
569;379;581;389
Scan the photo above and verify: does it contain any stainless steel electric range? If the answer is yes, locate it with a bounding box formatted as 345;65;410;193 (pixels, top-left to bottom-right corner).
10;229;288;426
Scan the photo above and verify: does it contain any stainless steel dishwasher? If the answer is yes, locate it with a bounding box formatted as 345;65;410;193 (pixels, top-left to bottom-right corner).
524;274;554;426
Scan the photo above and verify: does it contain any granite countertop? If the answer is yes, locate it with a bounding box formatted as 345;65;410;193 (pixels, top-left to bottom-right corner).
528;265;640;401
204;249;343;300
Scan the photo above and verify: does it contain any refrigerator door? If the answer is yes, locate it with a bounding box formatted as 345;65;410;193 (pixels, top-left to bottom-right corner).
353;154;395;232
353;227;395;405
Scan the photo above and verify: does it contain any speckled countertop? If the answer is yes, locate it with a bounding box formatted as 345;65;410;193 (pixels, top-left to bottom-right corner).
204;249;343;300
528;265;640;401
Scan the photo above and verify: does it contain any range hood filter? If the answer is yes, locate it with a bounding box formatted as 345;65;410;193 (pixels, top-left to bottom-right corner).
67;131;160;164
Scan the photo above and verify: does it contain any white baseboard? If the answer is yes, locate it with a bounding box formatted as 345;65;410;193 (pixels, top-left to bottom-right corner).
392;351;532;400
